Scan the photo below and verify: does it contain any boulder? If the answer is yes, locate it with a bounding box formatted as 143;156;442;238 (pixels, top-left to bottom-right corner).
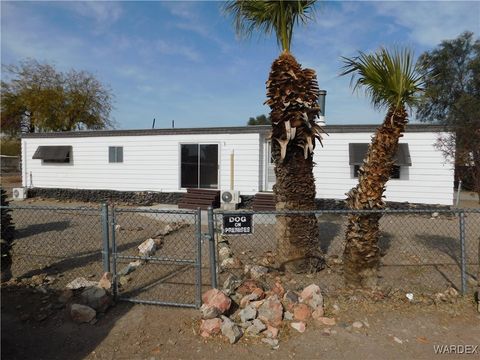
80;286;112;312
200;303;220;320
222;274;242;296
202;289;231;315
70;304;96;323
246;319;266;336
258;295;283;327
293;304;311;321
66;277;97;290
245;265;268;280
311;306;325;321
200;318;222;338
138;238;156;256
218;247;232;262
300;284;323;309
236;280;261;296
98;272;113;290
239;305;257;323
221;316;243;344
221;257;242;270
264;325;279;338
291;322;306;333
58;289;73;304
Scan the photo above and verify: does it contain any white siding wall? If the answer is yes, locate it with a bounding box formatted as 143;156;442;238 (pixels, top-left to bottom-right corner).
22;133;261;195
313;132;454;205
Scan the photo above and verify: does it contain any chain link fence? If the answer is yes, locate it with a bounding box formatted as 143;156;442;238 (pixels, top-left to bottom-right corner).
213;208;480;295
111;207;204;307
6;205;105;289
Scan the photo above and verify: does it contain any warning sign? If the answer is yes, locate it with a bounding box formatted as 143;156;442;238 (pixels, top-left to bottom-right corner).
222;215;253;234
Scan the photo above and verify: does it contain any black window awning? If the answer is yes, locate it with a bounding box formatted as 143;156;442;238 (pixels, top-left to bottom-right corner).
33;146;72;161
349;143;411;166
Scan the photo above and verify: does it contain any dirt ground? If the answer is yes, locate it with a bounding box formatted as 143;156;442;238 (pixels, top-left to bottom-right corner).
2;283;480;360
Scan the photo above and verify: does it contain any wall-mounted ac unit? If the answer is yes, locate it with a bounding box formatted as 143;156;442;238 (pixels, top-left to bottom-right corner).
221;190;241;204
12;187;26;201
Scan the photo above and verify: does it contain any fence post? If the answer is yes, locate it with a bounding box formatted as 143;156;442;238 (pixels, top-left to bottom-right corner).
207;207;218;289
459;210;467;295
101;203;110;273
111;206;118;299
195;208;202;309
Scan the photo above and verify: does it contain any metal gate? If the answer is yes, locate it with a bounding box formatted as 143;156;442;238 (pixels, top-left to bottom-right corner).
110;207;202;308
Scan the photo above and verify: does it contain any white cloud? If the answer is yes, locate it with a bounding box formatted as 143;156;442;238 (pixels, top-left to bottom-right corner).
155;39;201;62
373;1;479;46
64;1;123;27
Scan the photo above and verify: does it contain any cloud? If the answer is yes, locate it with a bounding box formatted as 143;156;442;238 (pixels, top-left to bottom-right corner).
372;1;479;46
64;1;123;27
154;39;201;62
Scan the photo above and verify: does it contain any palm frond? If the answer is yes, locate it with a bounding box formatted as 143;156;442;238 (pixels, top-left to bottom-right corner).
223;0;317;52
340;47;425;111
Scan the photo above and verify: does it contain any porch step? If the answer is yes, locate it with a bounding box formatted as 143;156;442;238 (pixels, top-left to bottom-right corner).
178;188;220;210
252;192;275;211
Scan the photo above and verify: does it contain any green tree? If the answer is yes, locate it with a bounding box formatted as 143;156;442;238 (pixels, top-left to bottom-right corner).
340;48;425;287
1;59;115;135
247;114;271;125
225;0;324;273
417;32;480;202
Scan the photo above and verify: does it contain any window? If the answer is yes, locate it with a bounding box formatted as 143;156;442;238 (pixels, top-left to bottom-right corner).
353;164;401;179
180;144;218;189
109;146;123;163
32;146;72;163
349;143;411;180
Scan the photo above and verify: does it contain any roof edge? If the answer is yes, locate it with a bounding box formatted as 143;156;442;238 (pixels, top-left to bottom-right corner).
21;124;448;139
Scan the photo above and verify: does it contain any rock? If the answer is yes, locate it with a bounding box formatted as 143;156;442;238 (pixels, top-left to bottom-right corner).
201;289;231;315
138;238;156;256
352;321;363;329
300;284;323;309
284;311;294;321
240;288;265;308
247;265;269;280
218;247;232;262
261;338;279;349
264;325;279;338
315;317;336;326
282;290;300;311
200;318;222;338
98;272;113;290
250;300;265;309
220;257;242;270
246;319;266;336
58;289;73;303
200;303;221;319
431;212;439;218
80;286;112;312
311;306;324;321
237;280;261;296
119;276;130;287
222;274;242;296
291;322;306;333
258;295;283;327
239;320;253;329
293;303;311;321
114;224;122;231
118;260;143;276
393;336;403;344
70;304;96;323
332;304;340;314
66;277;97;290
270;282;285;298
239;306;257;323
221;316;243;344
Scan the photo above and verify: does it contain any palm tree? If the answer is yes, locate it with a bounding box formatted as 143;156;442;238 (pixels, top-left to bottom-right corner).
340;48;425;287
225;0;325;273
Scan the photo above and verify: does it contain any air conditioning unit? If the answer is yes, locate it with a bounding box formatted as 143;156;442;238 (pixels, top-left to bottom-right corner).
12;187;26;201
221;190;241;210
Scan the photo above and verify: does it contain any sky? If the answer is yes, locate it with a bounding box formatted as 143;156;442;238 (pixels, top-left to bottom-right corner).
1;1;479;130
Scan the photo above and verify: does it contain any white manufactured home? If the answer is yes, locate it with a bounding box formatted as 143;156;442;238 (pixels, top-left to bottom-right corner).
21;124;454;205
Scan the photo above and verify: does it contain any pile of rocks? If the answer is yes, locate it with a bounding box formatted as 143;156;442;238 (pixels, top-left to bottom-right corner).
65;272;114;324
198;276;336;347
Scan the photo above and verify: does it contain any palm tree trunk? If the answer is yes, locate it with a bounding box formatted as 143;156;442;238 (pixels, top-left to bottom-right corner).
273;140;322;273
343;106;408;287
267;52;323;273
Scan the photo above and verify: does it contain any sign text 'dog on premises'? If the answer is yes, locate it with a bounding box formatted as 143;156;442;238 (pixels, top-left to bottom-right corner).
222;214;253;234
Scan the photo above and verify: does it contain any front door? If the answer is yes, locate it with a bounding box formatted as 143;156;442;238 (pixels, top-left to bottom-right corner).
181;144;219;189
265;141;276;191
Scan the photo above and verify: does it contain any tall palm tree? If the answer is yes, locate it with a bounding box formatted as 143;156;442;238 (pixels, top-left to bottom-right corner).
340;48;425;287
225;0;325;273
